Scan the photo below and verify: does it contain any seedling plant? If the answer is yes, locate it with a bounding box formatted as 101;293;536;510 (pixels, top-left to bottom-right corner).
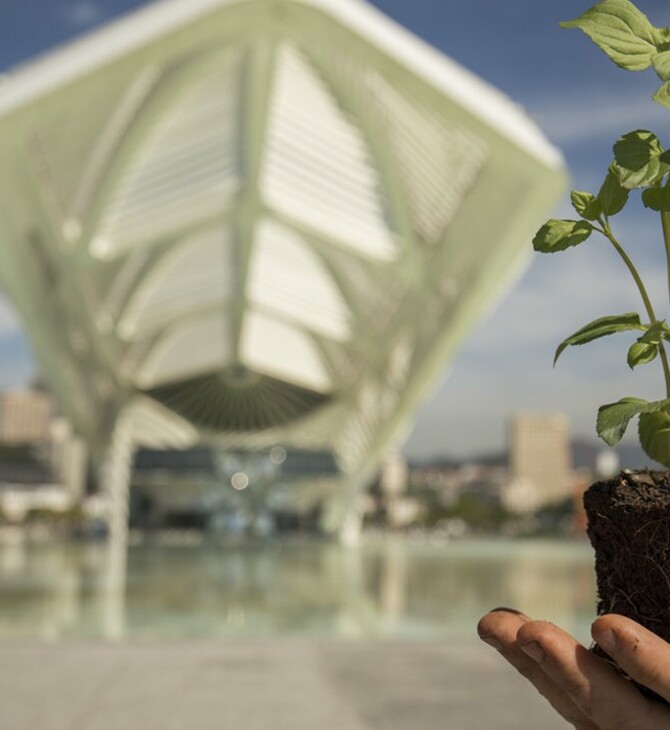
533;0;670;467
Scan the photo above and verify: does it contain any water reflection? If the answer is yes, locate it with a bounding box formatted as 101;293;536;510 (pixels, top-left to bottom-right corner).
0;535;596;642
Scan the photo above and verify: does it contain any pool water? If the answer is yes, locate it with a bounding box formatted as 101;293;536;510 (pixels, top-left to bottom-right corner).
0;534;596;642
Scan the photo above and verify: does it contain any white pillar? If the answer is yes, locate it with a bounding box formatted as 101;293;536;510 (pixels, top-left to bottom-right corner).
49;418;87;502
380;450;408;529
339;508;363;546
64;436;87;502
101;411;135;640
319;477;365;546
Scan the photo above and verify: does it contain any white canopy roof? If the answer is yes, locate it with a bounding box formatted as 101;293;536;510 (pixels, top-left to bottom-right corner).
0;0;565;474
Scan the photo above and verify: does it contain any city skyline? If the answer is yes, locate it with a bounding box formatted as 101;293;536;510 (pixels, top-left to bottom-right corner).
0;0;668;460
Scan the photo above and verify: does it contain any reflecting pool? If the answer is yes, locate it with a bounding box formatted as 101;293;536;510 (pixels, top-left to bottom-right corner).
0;535;596;642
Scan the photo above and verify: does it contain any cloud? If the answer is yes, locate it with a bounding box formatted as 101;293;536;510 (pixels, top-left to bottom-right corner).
61;1;103;27
466;236;665;351
528;90;669;147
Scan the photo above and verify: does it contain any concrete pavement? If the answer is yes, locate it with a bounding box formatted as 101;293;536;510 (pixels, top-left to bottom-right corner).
0;639;569;730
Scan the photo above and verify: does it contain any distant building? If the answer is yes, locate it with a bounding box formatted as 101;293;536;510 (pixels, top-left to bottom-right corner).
0;389;52;445
129;447;341;532
595;449;620;478
505;413;572;513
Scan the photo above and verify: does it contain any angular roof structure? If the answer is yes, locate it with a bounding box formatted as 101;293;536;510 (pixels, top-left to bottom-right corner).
0;0;565;524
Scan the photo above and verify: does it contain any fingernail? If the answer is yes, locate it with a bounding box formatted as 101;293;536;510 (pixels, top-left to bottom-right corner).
480;636;503;651
489;606;523;615
593;627;617;654
520;641;545;663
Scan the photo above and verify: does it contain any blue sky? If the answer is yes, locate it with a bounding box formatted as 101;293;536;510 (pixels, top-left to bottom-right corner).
0;0;668;459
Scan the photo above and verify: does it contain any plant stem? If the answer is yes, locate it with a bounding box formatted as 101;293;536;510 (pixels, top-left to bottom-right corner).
601;223;657;321
661;211;670;403
662;211;670;310
659;345;670;401
600;221;670;399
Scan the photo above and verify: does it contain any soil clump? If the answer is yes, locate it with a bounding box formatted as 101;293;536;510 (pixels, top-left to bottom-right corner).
584;469;670;703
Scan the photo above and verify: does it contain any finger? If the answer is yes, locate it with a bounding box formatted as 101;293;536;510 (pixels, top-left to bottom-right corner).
478;610;598;730
477;607;530;651
593;614;670;705
517;620;670;729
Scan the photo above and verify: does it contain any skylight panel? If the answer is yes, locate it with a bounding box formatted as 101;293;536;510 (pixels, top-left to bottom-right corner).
366;72;488;245
118;226;234;339
241;310;332;393
262;45;396;262
247;219;351;342
92;53;243;257
136;314;234;389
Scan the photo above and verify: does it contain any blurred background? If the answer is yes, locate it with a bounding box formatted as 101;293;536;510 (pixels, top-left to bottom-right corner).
0;1;666;728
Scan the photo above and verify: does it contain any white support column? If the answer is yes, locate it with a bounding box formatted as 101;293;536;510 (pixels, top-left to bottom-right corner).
64;436;87;503
325;450;407;544
379;450;408;530
48;418;87;503
100;409;135;640
339;508;363;547
319;475;366;546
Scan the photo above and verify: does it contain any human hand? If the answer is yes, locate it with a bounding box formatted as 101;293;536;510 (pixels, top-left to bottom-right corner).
477;608;670;729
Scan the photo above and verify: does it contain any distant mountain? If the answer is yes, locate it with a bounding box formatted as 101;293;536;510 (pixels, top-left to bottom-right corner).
409;440;657;471
613;443;659;470
570;437;657;471
407;451;507;469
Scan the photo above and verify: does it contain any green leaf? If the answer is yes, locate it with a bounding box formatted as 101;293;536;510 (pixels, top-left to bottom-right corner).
653;51;670;80
613;130;667;188
639;320;670;344
627;341;658;368
641;186;670;211
561;0;667;71
653;81;670;112
554;312;644;365
598;167;630;214
625;322;670;368
614;129;663;169
639;410;670;467
597;396;669;446
571;190;602;220
533;219;594;253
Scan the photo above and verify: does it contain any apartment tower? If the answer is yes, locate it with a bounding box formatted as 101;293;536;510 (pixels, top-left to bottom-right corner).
507;413;572;511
